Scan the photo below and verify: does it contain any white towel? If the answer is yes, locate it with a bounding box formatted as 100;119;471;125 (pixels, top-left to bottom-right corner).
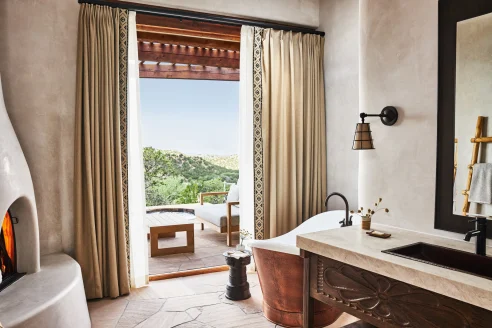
469;163;492;204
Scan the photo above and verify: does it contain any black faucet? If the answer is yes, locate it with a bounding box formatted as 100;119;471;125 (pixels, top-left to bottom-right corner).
464;217;487;256
325;192;352;227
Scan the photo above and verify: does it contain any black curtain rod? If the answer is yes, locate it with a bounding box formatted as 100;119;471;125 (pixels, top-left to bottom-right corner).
77;0;325;36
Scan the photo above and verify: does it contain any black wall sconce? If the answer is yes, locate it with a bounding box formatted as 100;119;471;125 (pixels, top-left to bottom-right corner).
352;106;398;150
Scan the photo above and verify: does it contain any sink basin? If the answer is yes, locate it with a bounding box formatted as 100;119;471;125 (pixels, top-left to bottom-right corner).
382;242;492;280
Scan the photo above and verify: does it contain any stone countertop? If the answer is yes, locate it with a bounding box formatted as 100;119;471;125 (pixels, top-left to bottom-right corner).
297;224;492;311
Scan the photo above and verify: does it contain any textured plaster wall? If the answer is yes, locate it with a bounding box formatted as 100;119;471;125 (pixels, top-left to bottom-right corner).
0;0;79;255
123;0;320;28
319;0;359;211
454;13;492;217
359;0;443;235
358;0;490;243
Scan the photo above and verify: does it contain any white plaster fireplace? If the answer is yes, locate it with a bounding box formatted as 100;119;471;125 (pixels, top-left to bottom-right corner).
0;76;90;327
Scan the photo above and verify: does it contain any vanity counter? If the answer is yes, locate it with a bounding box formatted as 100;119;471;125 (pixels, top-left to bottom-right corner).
297;224;492;311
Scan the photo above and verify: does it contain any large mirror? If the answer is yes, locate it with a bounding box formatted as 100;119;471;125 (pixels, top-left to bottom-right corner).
436;0;492;238
453;13;492;218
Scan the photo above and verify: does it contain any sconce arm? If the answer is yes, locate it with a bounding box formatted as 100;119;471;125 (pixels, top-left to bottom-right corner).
359;106;398;126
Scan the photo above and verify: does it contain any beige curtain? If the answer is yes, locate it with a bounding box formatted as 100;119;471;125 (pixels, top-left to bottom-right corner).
74;4;130;299
262;30;327;238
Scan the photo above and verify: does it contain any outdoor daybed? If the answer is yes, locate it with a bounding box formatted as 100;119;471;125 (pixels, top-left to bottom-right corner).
194;188;240;246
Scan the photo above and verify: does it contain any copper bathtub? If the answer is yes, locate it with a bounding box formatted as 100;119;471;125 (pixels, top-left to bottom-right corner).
249;210;361;328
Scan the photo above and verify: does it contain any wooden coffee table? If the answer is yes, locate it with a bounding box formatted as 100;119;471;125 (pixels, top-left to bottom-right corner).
150;223;194;257
146;211;195;257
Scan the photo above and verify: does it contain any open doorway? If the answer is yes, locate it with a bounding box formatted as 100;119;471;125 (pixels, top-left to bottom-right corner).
136;14;241;278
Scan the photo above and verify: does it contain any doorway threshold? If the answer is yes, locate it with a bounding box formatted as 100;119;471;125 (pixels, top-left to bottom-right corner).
149;265;229;281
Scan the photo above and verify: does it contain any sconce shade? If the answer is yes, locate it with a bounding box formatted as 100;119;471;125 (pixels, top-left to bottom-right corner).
353;123;375;150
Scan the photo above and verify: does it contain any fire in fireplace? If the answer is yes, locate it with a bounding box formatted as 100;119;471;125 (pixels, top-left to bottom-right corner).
0;211;24;292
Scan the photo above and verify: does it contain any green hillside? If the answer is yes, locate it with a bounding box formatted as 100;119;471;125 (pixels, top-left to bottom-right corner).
201;154;239;170
144;147;239;206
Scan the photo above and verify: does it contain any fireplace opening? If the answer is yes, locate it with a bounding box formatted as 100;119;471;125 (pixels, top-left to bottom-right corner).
0;211;25;292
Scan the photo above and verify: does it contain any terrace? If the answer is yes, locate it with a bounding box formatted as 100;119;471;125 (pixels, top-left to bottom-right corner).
146;202;239;277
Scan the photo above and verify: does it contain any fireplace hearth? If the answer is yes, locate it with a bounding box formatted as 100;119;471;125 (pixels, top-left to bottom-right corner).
0;211;25;292
0;75;89;327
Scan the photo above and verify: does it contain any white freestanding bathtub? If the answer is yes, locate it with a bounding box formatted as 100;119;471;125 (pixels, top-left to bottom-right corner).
249;210;361;255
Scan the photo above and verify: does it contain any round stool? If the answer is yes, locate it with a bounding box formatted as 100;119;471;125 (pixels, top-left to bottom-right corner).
223;250;251;300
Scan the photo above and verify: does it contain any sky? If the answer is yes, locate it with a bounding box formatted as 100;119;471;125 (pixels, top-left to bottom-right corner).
140;78;239;156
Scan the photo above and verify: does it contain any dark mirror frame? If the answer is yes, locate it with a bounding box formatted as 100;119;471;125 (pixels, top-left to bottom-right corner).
436;0;492;238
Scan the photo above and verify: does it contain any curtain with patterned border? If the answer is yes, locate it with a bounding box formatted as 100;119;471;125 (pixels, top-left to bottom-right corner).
252;27;265;240
252;28;327;239
118;5;131;291
75;4;130;299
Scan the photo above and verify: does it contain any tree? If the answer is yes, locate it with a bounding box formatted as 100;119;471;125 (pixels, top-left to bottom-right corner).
177;182;201;204
145;176;187;206
143;147;175;189
142;148;239;207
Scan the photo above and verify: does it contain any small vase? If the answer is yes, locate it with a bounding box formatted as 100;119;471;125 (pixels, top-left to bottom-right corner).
236;244;246;251
361;216;372;230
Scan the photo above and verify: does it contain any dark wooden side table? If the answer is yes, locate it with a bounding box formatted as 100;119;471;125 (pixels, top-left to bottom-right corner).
223;250;251;300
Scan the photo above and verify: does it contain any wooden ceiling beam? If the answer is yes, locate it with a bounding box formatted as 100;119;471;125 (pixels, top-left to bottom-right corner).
139;64;239;81
138;42;240;68
137;31;240;51
139;42;239;59
136;24;241;42
136;13;241;37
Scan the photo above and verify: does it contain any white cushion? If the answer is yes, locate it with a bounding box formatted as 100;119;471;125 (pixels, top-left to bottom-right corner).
248;210;361;255
195;203;240;227
226;184;239;202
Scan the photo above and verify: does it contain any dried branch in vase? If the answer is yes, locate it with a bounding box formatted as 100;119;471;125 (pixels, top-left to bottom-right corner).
350;197;389;220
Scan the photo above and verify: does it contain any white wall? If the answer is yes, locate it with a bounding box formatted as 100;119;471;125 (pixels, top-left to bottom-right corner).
358;0;490;244
0;0;79;255
124;0;320;28
359;0;459;239
319;0;359;211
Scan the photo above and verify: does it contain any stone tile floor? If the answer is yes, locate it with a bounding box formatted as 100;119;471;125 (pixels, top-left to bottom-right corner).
88;271;357;328
147;212;239;275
